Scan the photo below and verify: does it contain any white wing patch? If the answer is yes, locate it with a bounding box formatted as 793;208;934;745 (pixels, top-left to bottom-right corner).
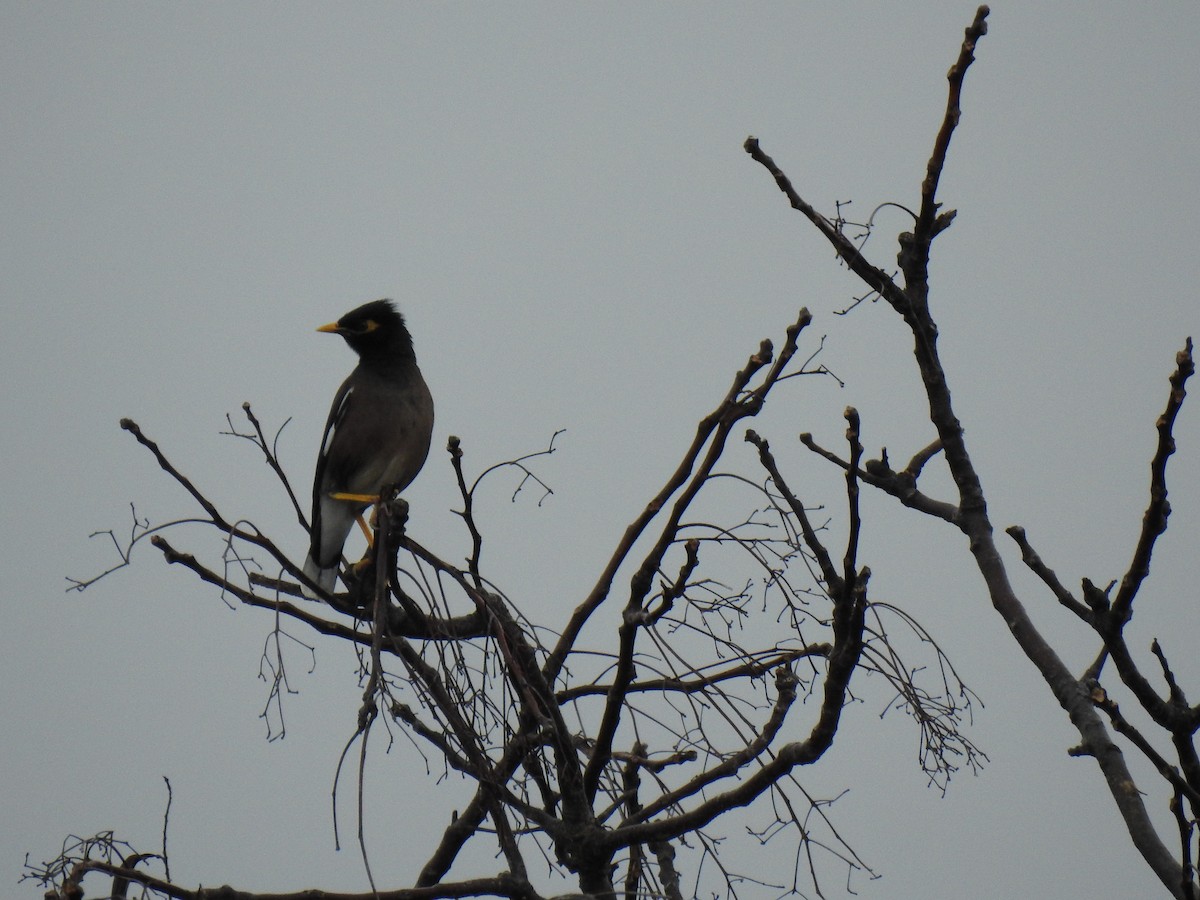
320;385;354;458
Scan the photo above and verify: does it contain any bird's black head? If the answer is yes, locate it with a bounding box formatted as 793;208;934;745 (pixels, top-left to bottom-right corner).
317;299;415;363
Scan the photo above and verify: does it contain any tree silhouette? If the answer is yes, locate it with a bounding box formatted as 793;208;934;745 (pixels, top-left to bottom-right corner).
33;7;1196;899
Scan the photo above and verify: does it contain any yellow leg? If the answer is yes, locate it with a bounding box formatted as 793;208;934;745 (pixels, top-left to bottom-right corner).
356;512;373;545
329;491;379;503
327;491;379;546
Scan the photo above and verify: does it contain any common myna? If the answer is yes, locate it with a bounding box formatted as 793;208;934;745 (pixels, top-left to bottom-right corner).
301;299;434;597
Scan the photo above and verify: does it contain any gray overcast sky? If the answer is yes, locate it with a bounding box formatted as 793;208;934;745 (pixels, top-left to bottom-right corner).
3;3;1197;898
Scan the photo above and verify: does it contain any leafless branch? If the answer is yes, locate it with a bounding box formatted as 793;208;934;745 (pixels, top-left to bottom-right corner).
747;6;1197;895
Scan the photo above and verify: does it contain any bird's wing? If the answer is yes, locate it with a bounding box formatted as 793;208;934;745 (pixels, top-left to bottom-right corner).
310;378;356;555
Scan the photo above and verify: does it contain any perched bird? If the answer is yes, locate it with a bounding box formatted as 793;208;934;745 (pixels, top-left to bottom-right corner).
302;300;434;597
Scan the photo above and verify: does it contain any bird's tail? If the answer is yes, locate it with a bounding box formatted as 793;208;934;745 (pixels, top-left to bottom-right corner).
301;554;338;599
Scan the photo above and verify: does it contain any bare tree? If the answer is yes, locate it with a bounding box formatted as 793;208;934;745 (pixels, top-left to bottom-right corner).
31;6;1195;900
40;309;979;900
743;7;1197;898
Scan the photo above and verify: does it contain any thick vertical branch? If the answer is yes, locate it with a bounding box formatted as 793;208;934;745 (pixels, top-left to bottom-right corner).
748;6;1192;896
893;18;1187;891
